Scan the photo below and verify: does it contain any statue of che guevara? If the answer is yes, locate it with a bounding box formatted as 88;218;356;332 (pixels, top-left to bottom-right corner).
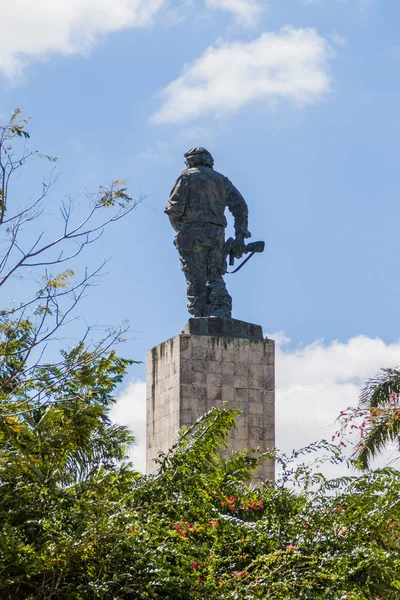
165;147;264;319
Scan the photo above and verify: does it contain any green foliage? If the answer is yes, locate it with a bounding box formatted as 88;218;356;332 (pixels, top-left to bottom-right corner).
97;181;132;209
0;325;136;599
7;108;30;139
1;369;399;599
0;321;399;599
337;368;400;469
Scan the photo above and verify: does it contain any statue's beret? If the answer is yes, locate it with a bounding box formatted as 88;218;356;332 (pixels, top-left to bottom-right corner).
184;147;211;158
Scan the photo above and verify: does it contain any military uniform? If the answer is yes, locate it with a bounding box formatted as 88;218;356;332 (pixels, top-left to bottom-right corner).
165;153;249;318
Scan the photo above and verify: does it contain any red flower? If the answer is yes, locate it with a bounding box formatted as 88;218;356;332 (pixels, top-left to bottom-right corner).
210;519;219;528
192;562;199;569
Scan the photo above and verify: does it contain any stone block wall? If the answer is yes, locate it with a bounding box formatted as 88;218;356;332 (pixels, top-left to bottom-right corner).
146;331;275;481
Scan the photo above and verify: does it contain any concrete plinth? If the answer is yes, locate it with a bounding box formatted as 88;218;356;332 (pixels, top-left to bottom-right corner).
146;318;275;481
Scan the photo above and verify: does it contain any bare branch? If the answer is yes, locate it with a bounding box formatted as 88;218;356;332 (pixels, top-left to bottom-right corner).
0;110;139;422
0;194;140;288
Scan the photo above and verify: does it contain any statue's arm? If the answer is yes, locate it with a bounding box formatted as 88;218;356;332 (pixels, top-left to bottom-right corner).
164;175;188;232
227;181;251;239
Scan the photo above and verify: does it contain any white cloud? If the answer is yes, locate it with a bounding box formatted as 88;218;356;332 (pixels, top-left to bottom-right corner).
112;335;400;474
274;335;400;475
153;27;331;124
205;0;264;28
110;381;146;472
0;0;164;78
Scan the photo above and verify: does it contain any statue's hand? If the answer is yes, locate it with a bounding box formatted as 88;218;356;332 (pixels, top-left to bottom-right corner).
242;228;251;239
235;226;251;241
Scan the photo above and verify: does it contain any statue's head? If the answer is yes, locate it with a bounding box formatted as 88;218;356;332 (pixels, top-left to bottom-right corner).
184;147;214;169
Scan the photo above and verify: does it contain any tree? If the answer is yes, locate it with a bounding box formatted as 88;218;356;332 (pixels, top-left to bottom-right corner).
337;368;400;469
1;404;400;599
0;109;140;598
0;109;140;417
0;336;136;598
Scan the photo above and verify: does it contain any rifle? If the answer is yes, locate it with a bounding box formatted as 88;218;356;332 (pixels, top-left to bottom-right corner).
224;237;265;274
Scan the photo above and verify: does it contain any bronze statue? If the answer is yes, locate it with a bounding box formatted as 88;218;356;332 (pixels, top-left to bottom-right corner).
165;147;264;319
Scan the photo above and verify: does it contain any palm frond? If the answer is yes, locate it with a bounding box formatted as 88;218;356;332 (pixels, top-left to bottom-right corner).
359;367;400;408
353;409;400;469
66;423;135;483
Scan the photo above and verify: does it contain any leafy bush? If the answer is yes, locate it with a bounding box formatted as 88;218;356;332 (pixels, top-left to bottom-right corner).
1;371;399;599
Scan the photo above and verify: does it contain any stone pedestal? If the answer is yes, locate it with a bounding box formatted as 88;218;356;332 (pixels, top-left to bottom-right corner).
146;318;275;481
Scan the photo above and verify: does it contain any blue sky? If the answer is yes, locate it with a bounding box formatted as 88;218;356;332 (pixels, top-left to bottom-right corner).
2;0;400;470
